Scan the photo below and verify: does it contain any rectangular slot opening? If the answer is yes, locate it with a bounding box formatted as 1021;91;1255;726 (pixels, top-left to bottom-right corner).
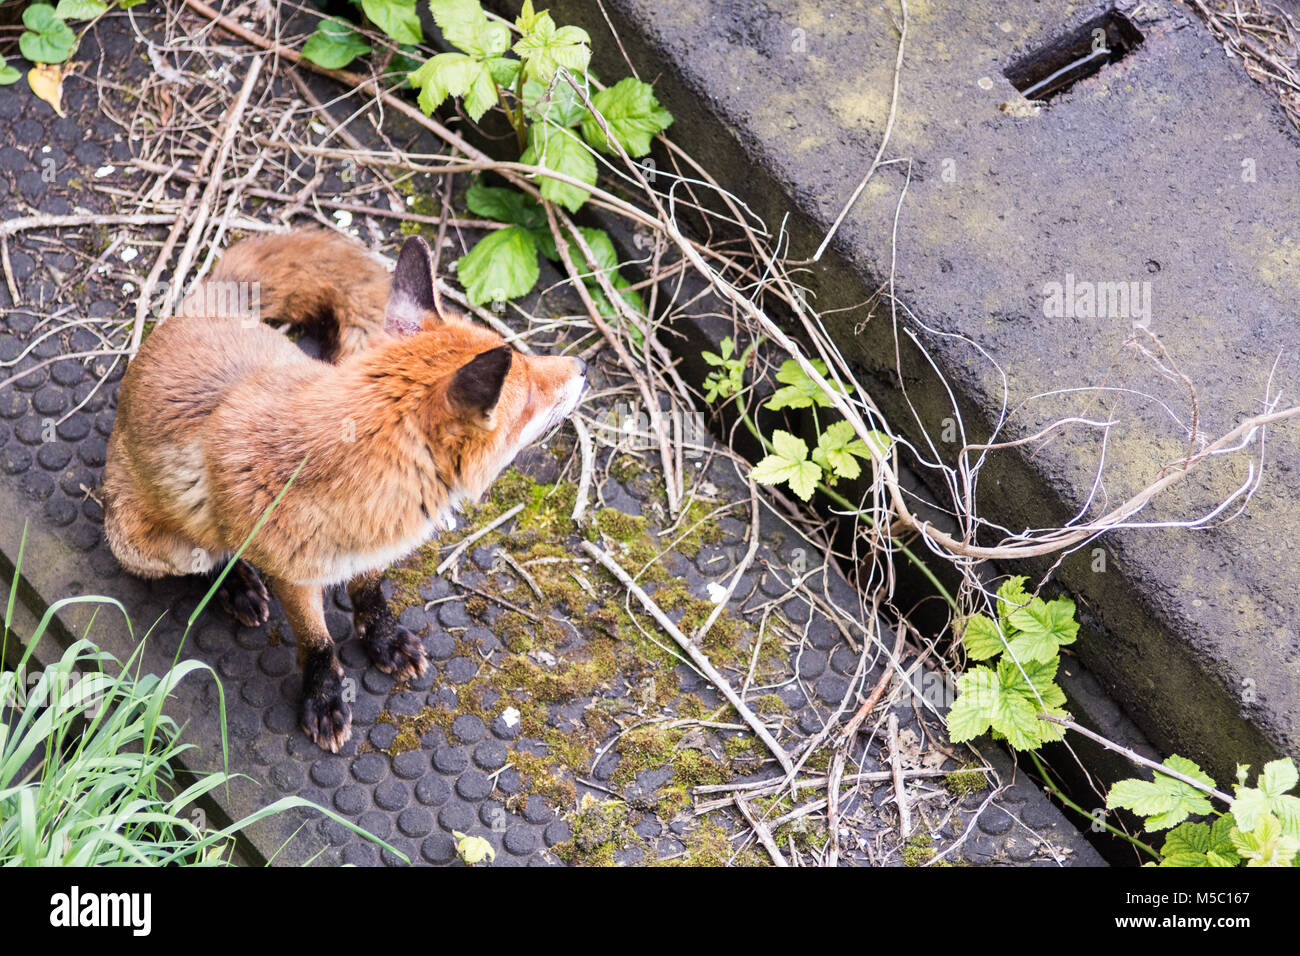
1005;9;1143;101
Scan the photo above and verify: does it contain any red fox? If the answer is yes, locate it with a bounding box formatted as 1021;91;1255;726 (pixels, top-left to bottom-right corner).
102;230;587;751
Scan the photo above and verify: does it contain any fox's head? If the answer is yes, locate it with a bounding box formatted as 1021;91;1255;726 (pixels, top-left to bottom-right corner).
375;235;587;508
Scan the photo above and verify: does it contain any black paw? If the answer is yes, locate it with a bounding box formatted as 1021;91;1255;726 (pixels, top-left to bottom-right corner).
360;615;428;682
299;650;352;753
217;559;270;628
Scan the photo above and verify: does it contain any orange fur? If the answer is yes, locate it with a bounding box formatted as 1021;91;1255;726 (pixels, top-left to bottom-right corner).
102;229;586;750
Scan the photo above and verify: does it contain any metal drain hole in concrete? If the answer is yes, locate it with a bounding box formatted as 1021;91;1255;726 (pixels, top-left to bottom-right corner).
1005;10;1143;100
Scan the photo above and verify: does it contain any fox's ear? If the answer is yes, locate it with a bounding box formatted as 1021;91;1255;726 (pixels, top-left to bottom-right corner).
386;236;438;337
449;346;513;422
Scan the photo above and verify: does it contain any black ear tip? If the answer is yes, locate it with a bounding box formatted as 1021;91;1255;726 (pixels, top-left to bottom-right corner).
450;345;515;416
400;235;432;258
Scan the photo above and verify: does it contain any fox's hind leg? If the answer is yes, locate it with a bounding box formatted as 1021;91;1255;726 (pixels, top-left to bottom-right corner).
104;460;268;626
104;488;208;579
348;569;428;682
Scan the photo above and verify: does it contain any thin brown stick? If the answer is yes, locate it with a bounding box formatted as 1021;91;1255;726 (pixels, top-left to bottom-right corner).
735;794;789;867
888;712;911;839
1038;713;1233;804
581;539;794;776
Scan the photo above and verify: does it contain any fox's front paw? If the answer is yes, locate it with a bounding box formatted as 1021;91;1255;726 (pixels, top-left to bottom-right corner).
299;650;352;753
361;616;428;682
217;559;270;628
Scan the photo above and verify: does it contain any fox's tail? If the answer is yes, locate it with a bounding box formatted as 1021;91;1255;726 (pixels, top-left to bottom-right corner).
181;229;390;362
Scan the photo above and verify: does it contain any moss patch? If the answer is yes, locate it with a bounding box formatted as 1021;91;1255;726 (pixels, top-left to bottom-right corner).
943;763;990;797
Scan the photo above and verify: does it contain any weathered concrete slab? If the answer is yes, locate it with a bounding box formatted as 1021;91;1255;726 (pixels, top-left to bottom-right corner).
532;0;1300;780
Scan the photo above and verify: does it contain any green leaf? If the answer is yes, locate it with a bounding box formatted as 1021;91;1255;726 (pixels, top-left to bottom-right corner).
702;339;744;402
486;56;521;87
301;17;373;69
429;0;509;56
362;0;422;45
591;277;643;321
1108;755;1217;831
946;666;999;742
751;430;821;501
0;60;20;86
384;45;424;89
1260;757;1299;797
465;181;545;230
1230;758;1300;838
53;0;106;18
811;420;872;482
947;655;1068;750
995;575;1031;629
410;52;494;120
455;226;539;306
959;613;1005;662
462;62;498;121
1006;596;1079;664
520;123;595;213
452;830;497;864
1230;813;1300;866
20;4;76;64
580;76;674;157
515;0;542;33
1159;816;1240;867
513;11;590;82
572;226;616;280
522;75;590;128
994;656;1066;750
764;358;849;411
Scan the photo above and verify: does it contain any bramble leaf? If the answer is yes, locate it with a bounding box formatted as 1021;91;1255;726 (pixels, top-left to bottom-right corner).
995;575;1031;628
515;0;542;33
994;656;1067;750
362;0;422;45
1108;755;1217;831
302;17;373;69
580;76;673;157
1006;596;1079;664
1230;813;1300;867
522;75;590;128
764;358;849;411
946;666;1000;743
486;56;521;87
455;225;539;305
465;181;546;230
1159;816;1240;867
429;0;509;56
751;430;821;501
1230;758;1300;838
959;613;1005;662
513;11;590;82
520;123;595;212
811;420;873;482
947;656;1066;750
409;52;495;121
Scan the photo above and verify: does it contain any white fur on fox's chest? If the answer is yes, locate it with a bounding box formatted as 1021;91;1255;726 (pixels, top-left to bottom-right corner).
302;509;456;587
